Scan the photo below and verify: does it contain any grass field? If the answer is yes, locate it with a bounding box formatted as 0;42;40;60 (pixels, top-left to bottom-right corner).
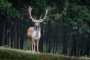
0;47;90;60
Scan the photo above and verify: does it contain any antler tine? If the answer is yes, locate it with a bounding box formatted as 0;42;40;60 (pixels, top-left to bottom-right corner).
42;8;49;20
39;7;56;22
28;6;32;19
37;8;49;22
28;6;36;22
28;6;40;23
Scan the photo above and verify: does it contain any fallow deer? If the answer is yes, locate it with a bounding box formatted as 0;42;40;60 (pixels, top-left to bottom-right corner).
27;6;48;52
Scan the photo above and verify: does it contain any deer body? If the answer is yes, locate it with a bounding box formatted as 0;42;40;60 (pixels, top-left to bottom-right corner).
27;25;41;52
32;23;41;40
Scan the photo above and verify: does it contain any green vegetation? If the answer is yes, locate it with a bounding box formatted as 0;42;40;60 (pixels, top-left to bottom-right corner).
0;0;90;30
0;0;20;17
0;47;90;60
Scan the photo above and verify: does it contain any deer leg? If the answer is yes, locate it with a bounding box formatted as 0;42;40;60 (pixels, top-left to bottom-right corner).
32;39;35;52
32;39;34;51
36;40;39;52
33;40;36;52
36;40;38;51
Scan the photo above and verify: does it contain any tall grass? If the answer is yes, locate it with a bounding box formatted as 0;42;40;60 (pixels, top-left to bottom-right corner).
0;47;90;60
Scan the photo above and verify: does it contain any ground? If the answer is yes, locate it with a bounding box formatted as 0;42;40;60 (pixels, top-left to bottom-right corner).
0;47;90;60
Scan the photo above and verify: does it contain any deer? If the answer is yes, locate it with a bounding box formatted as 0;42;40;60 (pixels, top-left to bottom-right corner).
27;6;48;52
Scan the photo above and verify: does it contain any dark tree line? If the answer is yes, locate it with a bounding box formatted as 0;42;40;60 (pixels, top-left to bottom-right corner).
45;21;90;56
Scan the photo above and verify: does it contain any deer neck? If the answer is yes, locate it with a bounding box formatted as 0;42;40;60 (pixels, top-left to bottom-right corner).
34;22;41;31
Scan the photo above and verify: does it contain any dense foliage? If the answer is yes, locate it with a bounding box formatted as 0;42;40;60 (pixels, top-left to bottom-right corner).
0;0;21;17
0;0;90;26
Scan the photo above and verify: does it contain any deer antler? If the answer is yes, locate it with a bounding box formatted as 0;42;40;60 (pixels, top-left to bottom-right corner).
28;6;37;22
42;8;49;20
39;8;50;22
28;6;49;23
28;6;33;19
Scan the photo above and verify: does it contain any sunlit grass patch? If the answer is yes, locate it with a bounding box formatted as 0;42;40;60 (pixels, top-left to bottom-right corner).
0;47;90;60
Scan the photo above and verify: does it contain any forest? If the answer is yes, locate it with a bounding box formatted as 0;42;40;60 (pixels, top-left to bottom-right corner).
0;0;90;56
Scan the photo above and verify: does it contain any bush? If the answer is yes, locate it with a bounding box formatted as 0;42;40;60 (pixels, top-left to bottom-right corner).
0;47;90;60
